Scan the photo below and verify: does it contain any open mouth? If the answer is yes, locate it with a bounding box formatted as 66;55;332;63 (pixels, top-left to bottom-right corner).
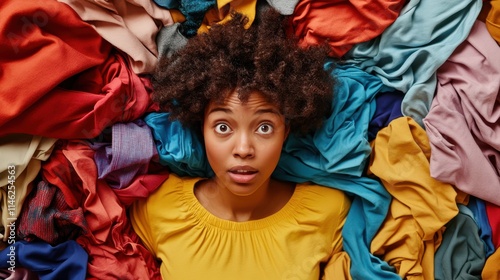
228;169;258;183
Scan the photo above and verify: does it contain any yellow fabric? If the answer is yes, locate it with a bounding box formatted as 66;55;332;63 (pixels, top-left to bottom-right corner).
482;247;500;279
169;9;186;23
198;0;257;34
130;173;351;280
487;0;500;43
368;117;459;279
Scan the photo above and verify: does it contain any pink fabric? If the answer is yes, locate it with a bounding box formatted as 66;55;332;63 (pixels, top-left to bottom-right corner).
287;0;406;57
423;20;500;206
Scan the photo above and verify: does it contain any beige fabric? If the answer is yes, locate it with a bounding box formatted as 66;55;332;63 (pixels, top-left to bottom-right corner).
59;0;174;74
0;135;57;242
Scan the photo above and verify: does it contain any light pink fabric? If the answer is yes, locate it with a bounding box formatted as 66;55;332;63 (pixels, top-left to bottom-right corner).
59;0;174;74
423;20;500;206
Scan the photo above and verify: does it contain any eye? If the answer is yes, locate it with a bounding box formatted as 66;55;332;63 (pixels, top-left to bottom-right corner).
256;123;273;135
214;123;232;134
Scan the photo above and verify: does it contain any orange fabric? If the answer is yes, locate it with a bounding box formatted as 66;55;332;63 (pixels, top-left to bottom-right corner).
486;0;500;43
482;247;500;279
287;0;406;57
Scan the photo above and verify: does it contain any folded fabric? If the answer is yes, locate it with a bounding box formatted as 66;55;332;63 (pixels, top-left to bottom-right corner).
0;50;156;139
17;179;88;245
423;20;500;206
58;0;174;74
486;0;500;43
345;0;482;127
92;119;157;190
434;204;485;280
288;0;405;57
0;0;110;136
368;116;458;279
467;196;495;257
0;240;88;280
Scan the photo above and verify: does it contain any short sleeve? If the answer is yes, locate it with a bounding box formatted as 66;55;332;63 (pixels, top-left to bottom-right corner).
130;197;157;255
323;189;352;279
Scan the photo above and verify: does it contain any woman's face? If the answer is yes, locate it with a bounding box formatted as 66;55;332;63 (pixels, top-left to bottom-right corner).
203;91;289;197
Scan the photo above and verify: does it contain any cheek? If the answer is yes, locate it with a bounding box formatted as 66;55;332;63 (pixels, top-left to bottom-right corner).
259;139;285;163
203;133;226;170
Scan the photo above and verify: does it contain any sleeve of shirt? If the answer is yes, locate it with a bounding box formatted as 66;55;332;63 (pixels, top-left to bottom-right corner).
130;197;157;255
323;191;352;279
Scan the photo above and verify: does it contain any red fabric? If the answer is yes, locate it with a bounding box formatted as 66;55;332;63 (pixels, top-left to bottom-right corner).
42;140;162;280
0;48;156;139
0;0;157;139
0;0;110;133
17;180;88;245
113;162;169;207
287;0;406;57
486;201;500;249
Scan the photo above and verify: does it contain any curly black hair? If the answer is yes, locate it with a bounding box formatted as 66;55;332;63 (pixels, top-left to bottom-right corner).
152;7;335;135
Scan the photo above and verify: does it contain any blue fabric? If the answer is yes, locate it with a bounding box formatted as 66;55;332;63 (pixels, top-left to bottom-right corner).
368;90;404;141
0;240;88;280
344;0;482;127
467;196;495;257
153;0;179;9
278;63;389;177
145;112;214;178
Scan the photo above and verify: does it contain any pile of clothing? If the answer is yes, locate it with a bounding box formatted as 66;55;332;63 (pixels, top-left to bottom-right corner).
0;0;499;279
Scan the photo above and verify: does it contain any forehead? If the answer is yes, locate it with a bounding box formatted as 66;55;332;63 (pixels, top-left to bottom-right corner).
208;91;279;112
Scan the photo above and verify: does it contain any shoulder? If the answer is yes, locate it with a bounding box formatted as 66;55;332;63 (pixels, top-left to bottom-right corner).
135;173;203;216
294;182;351;220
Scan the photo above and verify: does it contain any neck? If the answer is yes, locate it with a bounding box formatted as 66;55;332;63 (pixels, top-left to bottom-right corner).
196;178;293;222
216;178;271;222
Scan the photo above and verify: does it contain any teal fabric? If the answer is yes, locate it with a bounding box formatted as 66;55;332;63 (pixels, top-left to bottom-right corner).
344;0;482;127
467;197;495;257
434;204;485;280
144;112;213;178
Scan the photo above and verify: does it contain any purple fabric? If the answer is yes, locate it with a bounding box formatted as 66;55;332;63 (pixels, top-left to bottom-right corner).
92;119;157;189
423;20;500;206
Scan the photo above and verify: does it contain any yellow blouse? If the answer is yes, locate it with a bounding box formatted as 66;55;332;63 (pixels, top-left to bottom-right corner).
130;174;351;280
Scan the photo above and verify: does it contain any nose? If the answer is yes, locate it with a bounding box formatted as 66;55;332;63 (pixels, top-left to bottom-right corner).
232;131;254;158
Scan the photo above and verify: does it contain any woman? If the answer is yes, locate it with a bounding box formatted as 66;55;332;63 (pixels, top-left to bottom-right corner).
130;7;351;279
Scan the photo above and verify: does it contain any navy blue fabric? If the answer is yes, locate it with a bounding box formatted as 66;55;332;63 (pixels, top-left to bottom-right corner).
0;240;88;280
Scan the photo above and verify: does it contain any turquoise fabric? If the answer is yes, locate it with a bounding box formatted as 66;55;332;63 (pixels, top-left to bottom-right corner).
344;0;482;128
274;63;398;280
144;112;213;178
